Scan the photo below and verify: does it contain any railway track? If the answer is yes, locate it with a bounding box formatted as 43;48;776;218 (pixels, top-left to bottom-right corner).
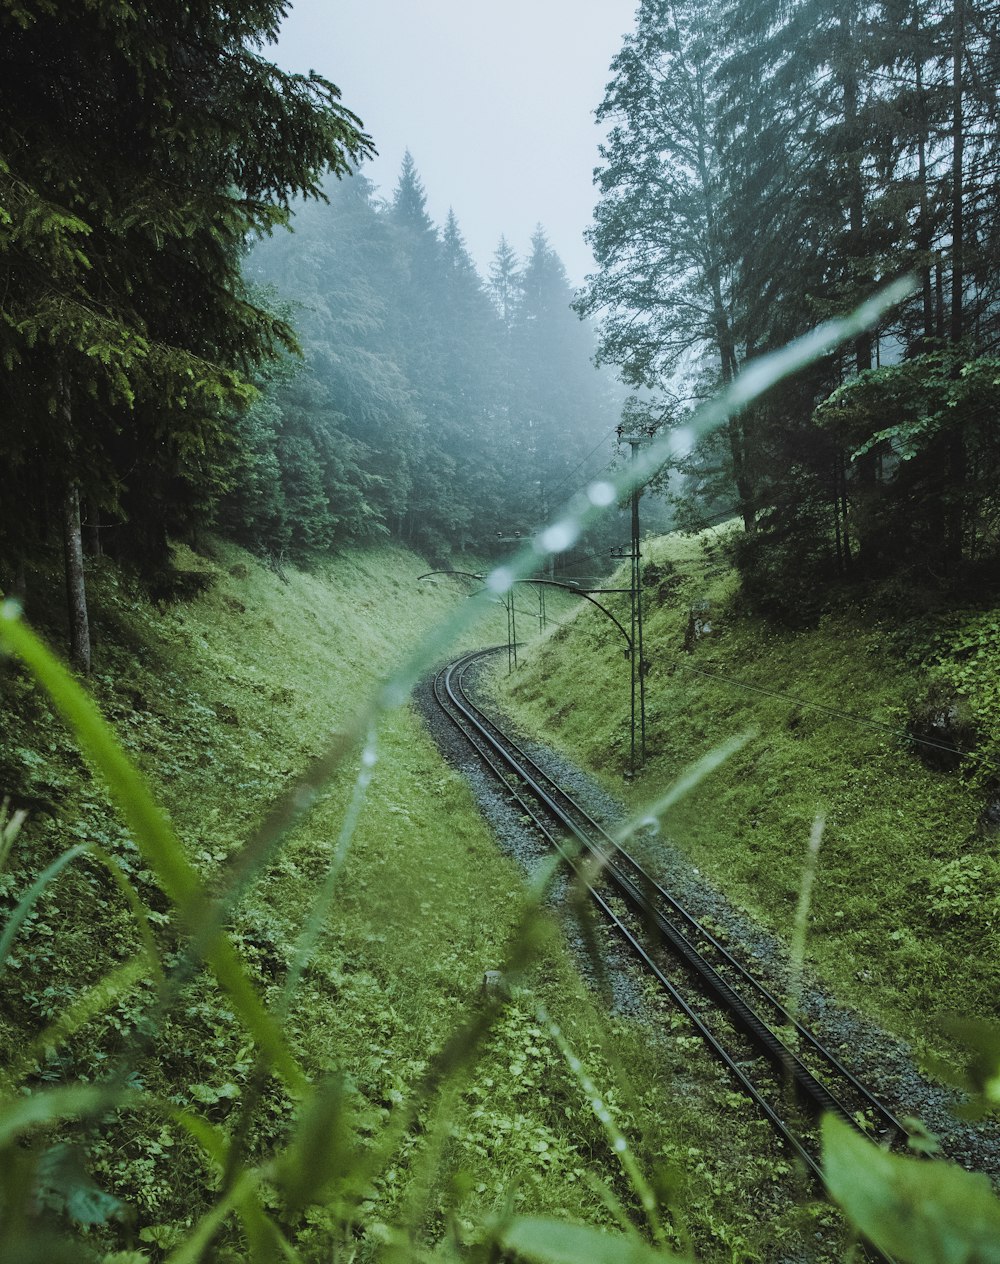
433;645;910;1194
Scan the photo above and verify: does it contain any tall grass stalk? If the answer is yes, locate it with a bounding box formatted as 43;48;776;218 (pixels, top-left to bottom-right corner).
532;996;668;1248
279;726;379;1015
788;815;825;1031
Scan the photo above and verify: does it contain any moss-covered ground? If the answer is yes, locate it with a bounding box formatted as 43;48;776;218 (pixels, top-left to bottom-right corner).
0;539;845;1261
499;525;1000;1071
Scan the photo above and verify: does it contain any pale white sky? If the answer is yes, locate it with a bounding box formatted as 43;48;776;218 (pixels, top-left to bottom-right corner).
271;0;638;286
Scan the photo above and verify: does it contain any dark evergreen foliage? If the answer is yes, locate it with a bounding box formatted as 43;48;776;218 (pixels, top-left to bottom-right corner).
583;0;1000;618
0;0;373;656
0;5;629;635
245;160;625;566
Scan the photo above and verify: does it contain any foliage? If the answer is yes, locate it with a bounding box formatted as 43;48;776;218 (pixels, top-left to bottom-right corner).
0;281;990;1261
0;0;372;585
501;521;1000;1053
583;0;1000;612
245;163;626;567
925;854;1000;930
813;349;1000;579
0;545;698;1260
822;1114;1000;1264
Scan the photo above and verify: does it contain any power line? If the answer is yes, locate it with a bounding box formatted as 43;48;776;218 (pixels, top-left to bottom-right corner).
547;424;620;499
664;657;991;767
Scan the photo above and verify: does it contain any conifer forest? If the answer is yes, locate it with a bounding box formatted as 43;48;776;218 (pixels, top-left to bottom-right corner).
2;2;1000;1262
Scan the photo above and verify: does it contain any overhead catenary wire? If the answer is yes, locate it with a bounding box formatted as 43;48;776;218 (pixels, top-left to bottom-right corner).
547;425;620;500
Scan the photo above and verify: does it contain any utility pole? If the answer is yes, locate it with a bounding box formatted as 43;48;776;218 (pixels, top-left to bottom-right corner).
496;529;527;671
507;592;517;672
616;425;653;773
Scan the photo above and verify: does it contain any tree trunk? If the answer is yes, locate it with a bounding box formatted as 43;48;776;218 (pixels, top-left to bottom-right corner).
83;502;102;558
11;557;27;602
689;43;755;533
62;482;92;673
951;0;965;344
726;417;756;533
944;0;966;570
58;374;92;673
945;429;967;573
840;4;871;376
915;35;934;341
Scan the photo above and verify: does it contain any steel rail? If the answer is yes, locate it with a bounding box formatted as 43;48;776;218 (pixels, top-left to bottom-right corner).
451;654;905;1141
432;648;907;1205
436;659;825;1178
443;655;855;1125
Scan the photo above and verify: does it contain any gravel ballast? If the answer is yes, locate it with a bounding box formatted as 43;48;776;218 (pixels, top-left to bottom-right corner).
414;657;1000;1183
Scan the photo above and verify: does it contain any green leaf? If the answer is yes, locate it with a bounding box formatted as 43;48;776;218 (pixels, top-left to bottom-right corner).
36;1142;124;1226
275;1074;358;1215
929;1018;1000;1115
0;605;306;1095
0;843;90;978
822;1114;1000;1263
15;955;148;1077
501;1217;685;1263
0;1085;131;1148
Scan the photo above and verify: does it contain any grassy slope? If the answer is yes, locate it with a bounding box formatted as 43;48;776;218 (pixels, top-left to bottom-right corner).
500;525;1000;1064
0;539;829;1261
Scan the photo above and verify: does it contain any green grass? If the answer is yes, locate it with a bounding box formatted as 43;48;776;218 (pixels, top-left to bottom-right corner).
3;525;997;1262
2;538;819;1262
500;525;1000;1066
5;281;999;1261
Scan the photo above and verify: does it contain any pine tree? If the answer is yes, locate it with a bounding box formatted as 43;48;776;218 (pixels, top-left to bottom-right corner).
578;0;759;528
517;229;611;530
0;0;372;663
488;235;522;330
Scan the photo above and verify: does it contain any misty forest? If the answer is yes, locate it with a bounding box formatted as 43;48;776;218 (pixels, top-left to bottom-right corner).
2;1;1000;1262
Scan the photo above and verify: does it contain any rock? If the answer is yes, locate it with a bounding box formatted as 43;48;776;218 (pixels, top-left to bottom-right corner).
683;600;714;651
907;683;978;771
979;795;1000;837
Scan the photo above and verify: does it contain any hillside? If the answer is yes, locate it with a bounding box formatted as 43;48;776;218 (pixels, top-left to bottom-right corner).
2;529;1000;1263
498;524;1000;1069
2;539;824;1263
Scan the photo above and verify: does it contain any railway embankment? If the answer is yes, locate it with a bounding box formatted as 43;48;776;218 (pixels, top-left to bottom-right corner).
3;539;723;1257
6;529;998;1261
497;524;1000;1102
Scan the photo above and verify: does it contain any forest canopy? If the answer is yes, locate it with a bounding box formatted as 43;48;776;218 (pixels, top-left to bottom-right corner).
233;158;625;567
0;3;625;669
580;0;1000;618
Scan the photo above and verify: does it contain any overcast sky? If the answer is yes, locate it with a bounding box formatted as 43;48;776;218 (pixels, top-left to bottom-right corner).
271;0;638;287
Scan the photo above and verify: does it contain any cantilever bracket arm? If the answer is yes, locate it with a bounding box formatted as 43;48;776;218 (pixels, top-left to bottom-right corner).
515;578;632;652
416;572;632;653
417;570;486;583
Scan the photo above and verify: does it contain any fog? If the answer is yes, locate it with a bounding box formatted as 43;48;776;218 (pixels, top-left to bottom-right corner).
272;0;638;285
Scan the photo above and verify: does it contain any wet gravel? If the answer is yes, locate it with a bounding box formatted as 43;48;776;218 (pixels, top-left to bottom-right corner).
413;659;1000;1183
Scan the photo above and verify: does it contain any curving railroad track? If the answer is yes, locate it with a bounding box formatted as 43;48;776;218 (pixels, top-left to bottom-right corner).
433;645;912;1197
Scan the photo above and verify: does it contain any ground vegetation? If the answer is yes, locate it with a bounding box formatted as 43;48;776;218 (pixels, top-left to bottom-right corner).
0;540;675;1259
501;523;1000;1064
